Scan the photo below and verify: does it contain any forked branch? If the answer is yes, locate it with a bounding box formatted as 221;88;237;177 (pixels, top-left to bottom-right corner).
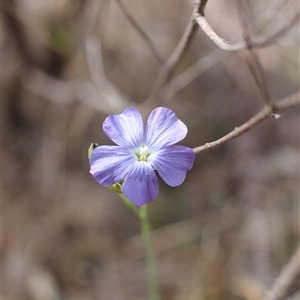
194;7;300;52
193;91;300;154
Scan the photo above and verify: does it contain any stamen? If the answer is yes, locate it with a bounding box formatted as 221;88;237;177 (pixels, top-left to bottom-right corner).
138;145;149;161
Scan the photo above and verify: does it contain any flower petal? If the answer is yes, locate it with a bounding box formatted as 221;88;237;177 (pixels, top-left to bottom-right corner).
144;107;188;150
90;145;136;186
148;145;195;186
122;161;159;207
103;108;144;148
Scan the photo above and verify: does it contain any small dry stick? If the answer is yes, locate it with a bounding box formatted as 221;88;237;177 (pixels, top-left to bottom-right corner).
160;49;230;101
245;48;272;105
237;2;272;106
159;0;295;101
147;0;208;103
193;91;300;154
114;0;164;64
263;245;300;300
194;11;300;52
85;37;129;112
250;0;292;37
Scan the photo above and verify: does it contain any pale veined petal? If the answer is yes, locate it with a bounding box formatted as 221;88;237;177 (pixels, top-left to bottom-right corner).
122;161;159;207
90;145;137;186
144;107;188;151
103;108;144;148
148;145;195;186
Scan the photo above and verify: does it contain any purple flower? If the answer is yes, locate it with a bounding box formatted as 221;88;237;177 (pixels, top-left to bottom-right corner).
89;107;195;206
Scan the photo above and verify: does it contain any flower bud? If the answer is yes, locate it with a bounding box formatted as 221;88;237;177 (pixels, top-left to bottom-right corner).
88;143;99;160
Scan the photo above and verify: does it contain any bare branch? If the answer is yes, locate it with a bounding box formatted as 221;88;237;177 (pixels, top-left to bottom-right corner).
21;68;75;105
85;37;130;111
238;4;272;106
193;91;300;154
146;1;207;102
21;37;130;114
21;67;124;115
198;0;208;16
159;0;296;101
194;11;300;52
114;0;164;64
245;48;272;105
1;1;55;58
263;245;300;300
250;0;292;36
161;50;230;101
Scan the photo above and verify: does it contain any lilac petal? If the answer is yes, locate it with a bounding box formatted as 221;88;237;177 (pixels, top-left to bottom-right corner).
103;108;144;148
122;161;159;207
148;145;195;186
145;107;188;150
90;145;136;186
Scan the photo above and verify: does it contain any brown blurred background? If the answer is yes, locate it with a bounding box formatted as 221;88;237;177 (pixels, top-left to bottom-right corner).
2;0;299;299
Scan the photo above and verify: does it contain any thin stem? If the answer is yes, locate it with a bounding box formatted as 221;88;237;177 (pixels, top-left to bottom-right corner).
119;194;161;299
139;205;162;300
119;192;140;216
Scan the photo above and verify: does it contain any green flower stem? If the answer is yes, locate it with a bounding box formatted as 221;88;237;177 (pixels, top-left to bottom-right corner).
119;193;140;216
139;205;162;300
119;194;161;300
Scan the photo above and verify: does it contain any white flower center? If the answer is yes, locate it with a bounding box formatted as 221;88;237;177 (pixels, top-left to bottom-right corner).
138;145;149;161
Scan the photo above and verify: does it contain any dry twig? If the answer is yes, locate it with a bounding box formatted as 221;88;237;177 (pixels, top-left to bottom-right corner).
160;49;230;101
263;245;300;300
248;0;292;36
193;91;300;154
147;0;208;102
85;37;129;112
114;0;164;64
244;43;272;105
150;0;298;102
195;9;300;52
160;0;296;101
238;2;272;106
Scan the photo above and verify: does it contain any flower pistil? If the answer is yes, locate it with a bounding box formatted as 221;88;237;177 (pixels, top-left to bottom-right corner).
137;145;150;161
